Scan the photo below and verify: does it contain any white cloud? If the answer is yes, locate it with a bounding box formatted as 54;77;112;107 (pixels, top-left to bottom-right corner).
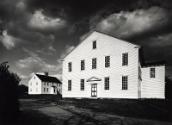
15;44;76;85
95;7;168;38
16;48;61;74
28;9;67;30
0;30;17;49
35;45;56;55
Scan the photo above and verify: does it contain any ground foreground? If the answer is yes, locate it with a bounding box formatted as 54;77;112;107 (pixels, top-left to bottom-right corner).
6;96;171;125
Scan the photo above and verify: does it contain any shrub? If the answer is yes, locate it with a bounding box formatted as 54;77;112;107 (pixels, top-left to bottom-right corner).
0;62;20;123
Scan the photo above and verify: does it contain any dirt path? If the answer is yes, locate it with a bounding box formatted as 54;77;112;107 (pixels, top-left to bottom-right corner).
38;105;171;125
38;105;122;125
19;99;172;125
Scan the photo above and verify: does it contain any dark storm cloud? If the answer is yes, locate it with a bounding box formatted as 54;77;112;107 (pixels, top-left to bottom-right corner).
89;2;172;41
0;0;172;81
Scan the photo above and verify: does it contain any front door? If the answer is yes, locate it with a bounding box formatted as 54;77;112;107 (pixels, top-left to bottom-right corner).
91;84;97;97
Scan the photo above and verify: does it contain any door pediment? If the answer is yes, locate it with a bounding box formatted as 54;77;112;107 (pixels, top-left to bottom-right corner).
87;76;101;82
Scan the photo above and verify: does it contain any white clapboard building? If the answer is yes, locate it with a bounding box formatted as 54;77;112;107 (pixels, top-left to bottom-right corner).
62;31;165;99
28;72;62;95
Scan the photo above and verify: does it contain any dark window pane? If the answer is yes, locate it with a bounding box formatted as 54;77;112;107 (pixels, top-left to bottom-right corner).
104;77;109;90
105;56;110;67
81;60;85;70
80;79;85;90
92;58;97;69
68;62;72;72
122;76;128;90
68;80;72;91
150;68;155;78
122;53;128;66
93;41;96;49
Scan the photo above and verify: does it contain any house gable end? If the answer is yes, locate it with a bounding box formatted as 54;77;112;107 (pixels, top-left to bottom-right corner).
63;31;140;60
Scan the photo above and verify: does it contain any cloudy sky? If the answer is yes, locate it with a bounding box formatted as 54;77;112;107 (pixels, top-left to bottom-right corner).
0;0;172;84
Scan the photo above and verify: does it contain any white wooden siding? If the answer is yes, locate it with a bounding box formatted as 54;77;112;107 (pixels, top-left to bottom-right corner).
28;74;62;95
62;31;140;98
28;74;42;94
141;66;165;98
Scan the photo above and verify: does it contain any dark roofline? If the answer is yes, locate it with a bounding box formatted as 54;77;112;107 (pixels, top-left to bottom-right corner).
62;30;140;60
35;74;62;84
141;61;165;68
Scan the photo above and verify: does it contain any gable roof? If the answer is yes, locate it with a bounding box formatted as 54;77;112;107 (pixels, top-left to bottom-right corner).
35;74;61;84
141;60;165;68
62;30;140;60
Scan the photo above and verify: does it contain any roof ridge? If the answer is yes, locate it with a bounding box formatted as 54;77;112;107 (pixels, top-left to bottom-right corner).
36;74;57;78
35;74;61;84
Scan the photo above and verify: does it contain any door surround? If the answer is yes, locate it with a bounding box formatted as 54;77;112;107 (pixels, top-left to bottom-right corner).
91;83;97;97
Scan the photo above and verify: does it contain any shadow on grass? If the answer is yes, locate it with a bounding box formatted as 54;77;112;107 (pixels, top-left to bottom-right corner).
60;98;171;122
18;110;54;125
1;109;55;125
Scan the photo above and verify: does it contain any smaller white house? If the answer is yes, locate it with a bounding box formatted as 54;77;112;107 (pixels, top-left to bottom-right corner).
28;72;62;95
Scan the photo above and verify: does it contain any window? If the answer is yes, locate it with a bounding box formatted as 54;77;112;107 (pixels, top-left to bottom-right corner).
44;88;46;92
104;77;109;90
93;40;96;49
122;53;128;66
122;76;128;90
68;80;72;91
68;62;72;72
105;56;110;67
150;68;155;78
44;82;46;86
81;60;85;70
80;79;85;91
36;82;38;85
47;83;49;86
92;58;97;69
47;88;49;92
30;88;32;92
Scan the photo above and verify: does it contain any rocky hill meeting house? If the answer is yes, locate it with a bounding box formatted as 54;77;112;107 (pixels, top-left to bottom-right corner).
62;31;165;99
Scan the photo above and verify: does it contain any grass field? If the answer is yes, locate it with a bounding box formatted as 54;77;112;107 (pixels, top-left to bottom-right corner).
1;95;170;125
58;98;171;121
21;95;172;121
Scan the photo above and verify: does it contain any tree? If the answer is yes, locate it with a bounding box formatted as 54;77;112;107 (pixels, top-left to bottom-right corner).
0;62;20;124
165;77;172;121
18;84;28;97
